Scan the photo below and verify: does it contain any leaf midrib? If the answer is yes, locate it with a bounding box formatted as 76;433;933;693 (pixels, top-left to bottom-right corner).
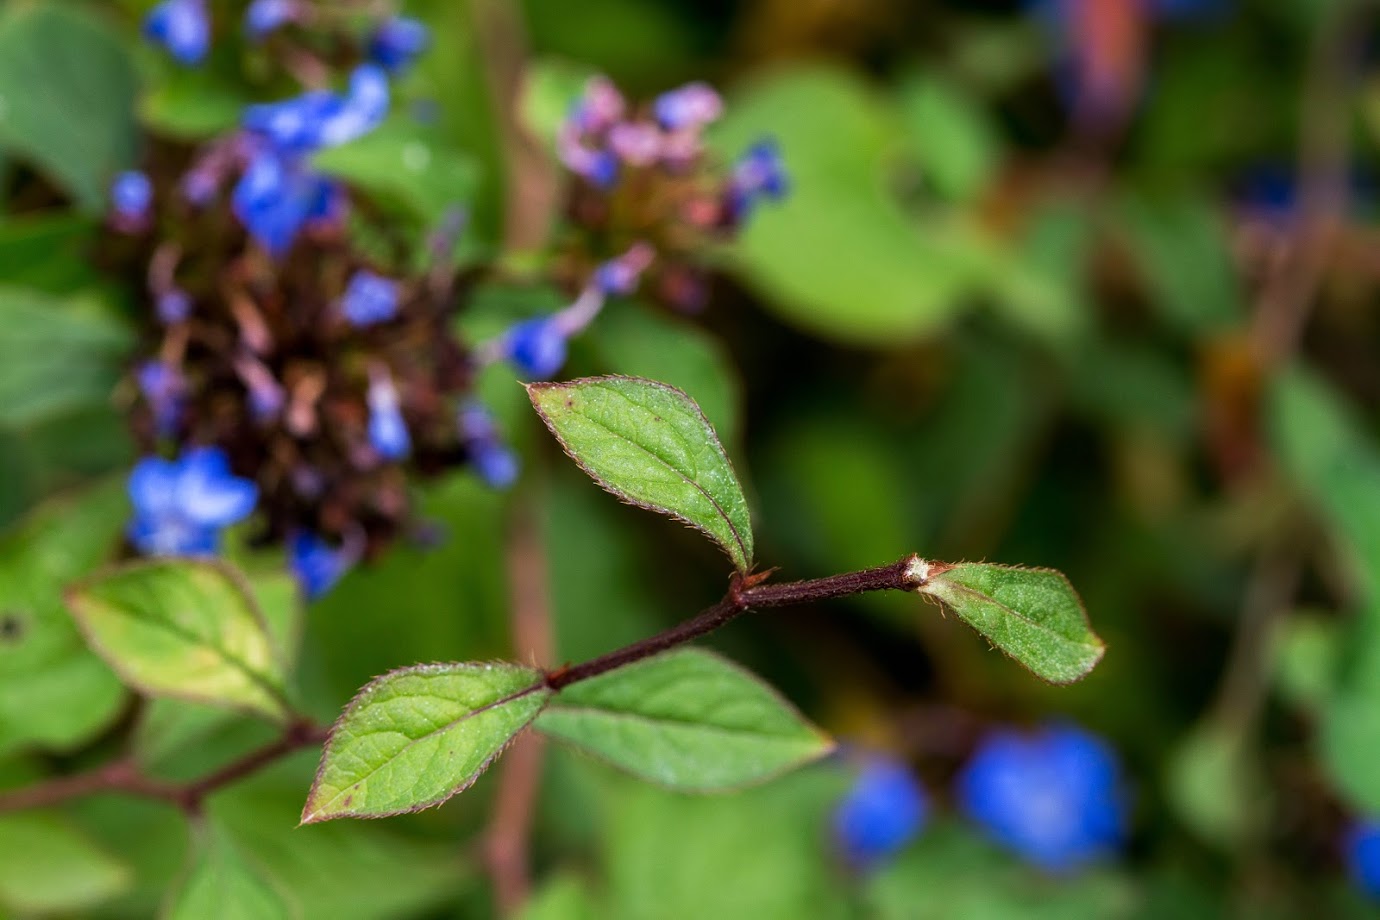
934;580;1101;653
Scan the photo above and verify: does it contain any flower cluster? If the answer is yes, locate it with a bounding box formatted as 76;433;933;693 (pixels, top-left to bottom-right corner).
111;3;511;599
830;723;1128;874
556;77;787;314
1346;820;1380;900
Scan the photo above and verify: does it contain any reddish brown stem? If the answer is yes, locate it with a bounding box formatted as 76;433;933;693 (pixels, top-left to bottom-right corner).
546;554;933;690
0;718;327;817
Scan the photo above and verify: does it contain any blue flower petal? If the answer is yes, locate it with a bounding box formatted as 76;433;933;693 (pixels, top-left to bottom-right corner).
176;447;258;528
833;756;929;870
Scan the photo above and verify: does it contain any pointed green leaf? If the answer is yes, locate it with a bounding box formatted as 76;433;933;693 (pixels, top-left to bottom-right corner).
527;376;754;572
302;662;550;823
165;824;295;920
919;563;1103;684
65;559;290;722
537;649;832;790
0;813;131;915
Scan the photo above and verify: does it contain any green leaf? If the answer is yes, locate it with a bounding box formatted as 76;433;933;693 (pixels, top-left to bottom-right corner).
313;119;481;228
896;72;1001;203
0;479;127;755
140;68;249;141
919;563;1104;683
301;662;550;822
0;2;139;210
589;305;742;447
713;65;976;345
519;873;602;920
537;649;832;790
1165;722;1266;847
0;813;131;914
527;376;754;573
165;824;295;920
65;559;291;722
0;286;134;429
0;213;99;293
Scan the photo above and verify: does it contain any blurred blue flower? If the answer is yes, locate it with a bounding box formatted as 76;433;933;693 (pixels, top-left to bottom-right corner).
1344;820;1380;899
833;756;929;870
653;82;723;132
288;531;357;599
458;403;520;489
504;317;568;379
340;270;400;326
726;138;788;222
231;147;343;257
127;447;258;557
368;16;429;73
956;724;1127;872
243;65;389;154
110;170;152;226
366;372;411;460
244;0;298;41
136;359;183;437
143;0;210;65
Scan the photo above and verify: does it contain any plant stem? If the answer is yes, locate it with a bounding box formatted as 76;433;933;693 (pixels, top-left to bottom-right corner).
546;554;937;690
0;717;327;817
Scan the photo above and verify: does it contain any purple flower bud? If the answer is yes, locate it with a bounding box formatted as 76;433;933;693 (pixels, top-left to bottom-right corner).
956;724;1128;873
472;442;519;489
504;316;568;379
1345;820;1380;900
653;82;723;132
143;0;210;66
180;166;219;207
607;122;663;167
340;270;400;327
110;171;153;227
157;289;192;324
136;359;183;437
366;372;411;460
127;447;258;557
368;16;429;73
244;0;298;41
288;531;359;599
593;242;655;296
557;127;620;189
833;756;929;870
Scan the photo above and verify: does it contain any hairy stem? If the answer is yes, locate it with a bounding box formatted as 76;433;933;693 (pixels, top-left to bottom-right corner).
546;554;936;690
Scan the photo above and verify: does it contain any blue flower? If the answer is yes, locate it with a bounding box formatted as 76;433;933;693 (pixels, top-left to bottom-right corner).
833;756;929;870
458;403;520;489
136;360;183;437
1344;820;1380;900
244;0;298;41
368;16;429;73
366;373;411;460
110;171;153;225
127;447;258;557
243;65;390;154
504;316;568;379
340;270;400;326
143;0;210;65
956;724;1127;872
653;82;723;132
231;147;342;257
726;138;788;222
288;531;357;599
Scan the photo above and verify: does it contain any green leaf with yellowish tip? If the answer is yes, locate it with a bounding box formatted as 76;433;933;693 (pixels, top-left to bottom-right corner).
65;559;291;723
165;823;296;920
918;563;1104;684
527;376;754;573
301;662;550;823
536;648;833;791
